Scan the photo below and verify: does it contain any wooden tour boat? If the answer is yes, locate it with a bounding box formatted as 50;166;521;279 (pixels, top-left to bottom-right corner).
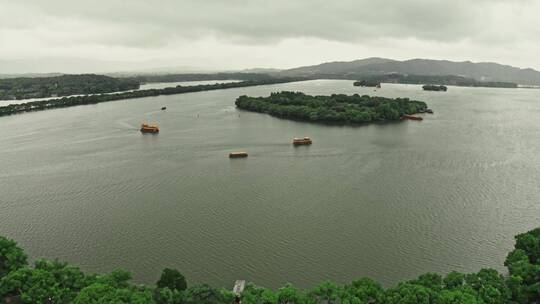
401;114;423;121
229;152;248;158
140;123;159;133
293;137;313;145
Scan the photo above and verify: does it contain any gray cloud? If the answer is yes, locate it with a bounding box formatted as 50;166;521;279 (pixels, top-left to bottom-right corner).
3;0;492;43
1;0;539;72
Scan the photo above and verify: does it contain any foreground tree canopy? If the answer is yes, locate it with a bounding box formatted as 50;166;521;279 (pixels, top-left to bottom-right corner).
1;227;540;303
235;91;428;124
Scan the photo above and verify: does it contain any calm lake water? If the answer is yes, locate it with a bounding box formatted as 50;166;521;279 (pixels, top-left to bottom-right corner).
1;80;540;289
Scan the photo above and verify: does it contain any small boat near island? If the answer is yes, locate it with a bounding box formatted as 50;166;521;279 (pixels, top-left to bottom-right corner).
293;137;313;145
418;108;434;114
353;80;381;87
423;85;447;91
140;123;159;133
401;114;423;121
229;151;248;158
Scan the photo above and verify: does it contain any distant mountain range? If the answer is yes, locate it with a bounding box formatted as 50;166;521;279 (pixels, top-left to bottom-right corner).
240;68;283;74
3;57;540;85
275;58;540;85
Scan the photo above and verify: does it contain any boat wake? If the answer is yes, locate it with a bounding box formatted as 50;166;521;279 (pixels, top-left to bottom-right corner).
116;120;137;130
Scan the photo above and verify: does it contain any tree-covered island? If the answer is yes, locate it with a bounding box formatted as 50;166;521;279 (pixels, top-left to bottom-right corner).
235;91;428;124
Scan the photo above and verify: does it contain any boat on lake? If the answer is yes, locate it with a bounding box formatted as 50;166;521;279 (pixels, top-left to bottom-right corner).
229;152;248;158
423;85;447;91
353;80;381;87
401;114;423;121
161;106;167;110
293;137;313;145
140;123;159;133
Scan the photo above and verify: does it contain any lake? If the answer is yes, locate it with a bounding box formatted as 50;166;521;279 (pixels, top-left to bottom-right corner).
1;80;539;289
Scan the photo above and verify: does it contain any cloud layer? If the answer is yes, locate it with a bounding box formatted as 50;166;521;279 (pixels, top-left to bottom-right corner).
1;0;539;73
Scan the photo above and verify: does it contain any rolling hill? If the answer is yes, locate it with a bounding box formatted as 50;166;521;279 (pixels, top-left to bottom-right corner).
277;58;540;85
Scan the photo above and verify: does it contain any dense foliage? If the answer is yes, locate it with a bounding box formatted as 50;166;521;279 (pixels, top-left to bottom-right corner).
157;269;188;291
0;78;302;117
423;85;448;91
0;74;140;100
1;227;540;303
235;92;427;124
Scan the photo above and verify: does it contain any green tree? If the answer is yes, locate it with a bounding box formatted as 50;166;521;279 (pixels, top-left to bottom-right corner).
157;268;187;291
153;287;184;304
505;275;526;303
277;283;302;304
411;273;443;291
0;235;28;278
99;268;133;288
0;267;63;303
385;283;431;304
242;283;277;304
505;249;530;278
515;228;540;263
342;278;385;304
184;284;229;304
443;271;465;289
505;228;540;303
465;269;510;304
73;282;156;304
437;289;481;304
312;281;340;304
34;259;92;302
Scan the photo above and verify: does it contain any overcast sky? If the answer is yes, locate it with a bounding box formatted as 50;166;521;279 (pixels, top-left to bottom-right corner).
1;0;539;73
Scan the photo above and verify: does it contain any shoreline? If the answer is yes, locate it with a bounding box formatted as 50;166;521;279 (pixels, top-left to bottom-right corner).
0;78;304;117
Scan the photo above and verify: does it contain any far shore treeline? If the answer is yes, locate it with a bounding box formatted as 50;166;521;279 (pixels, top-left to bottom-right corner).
235;91;428;124
0;71;519;104
2;227;540;303
119;72;517;89
0;70;524;119
303;73;518;88
0;73;276;101
120;72;276;84
0;74;140;100
0;78;303;117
